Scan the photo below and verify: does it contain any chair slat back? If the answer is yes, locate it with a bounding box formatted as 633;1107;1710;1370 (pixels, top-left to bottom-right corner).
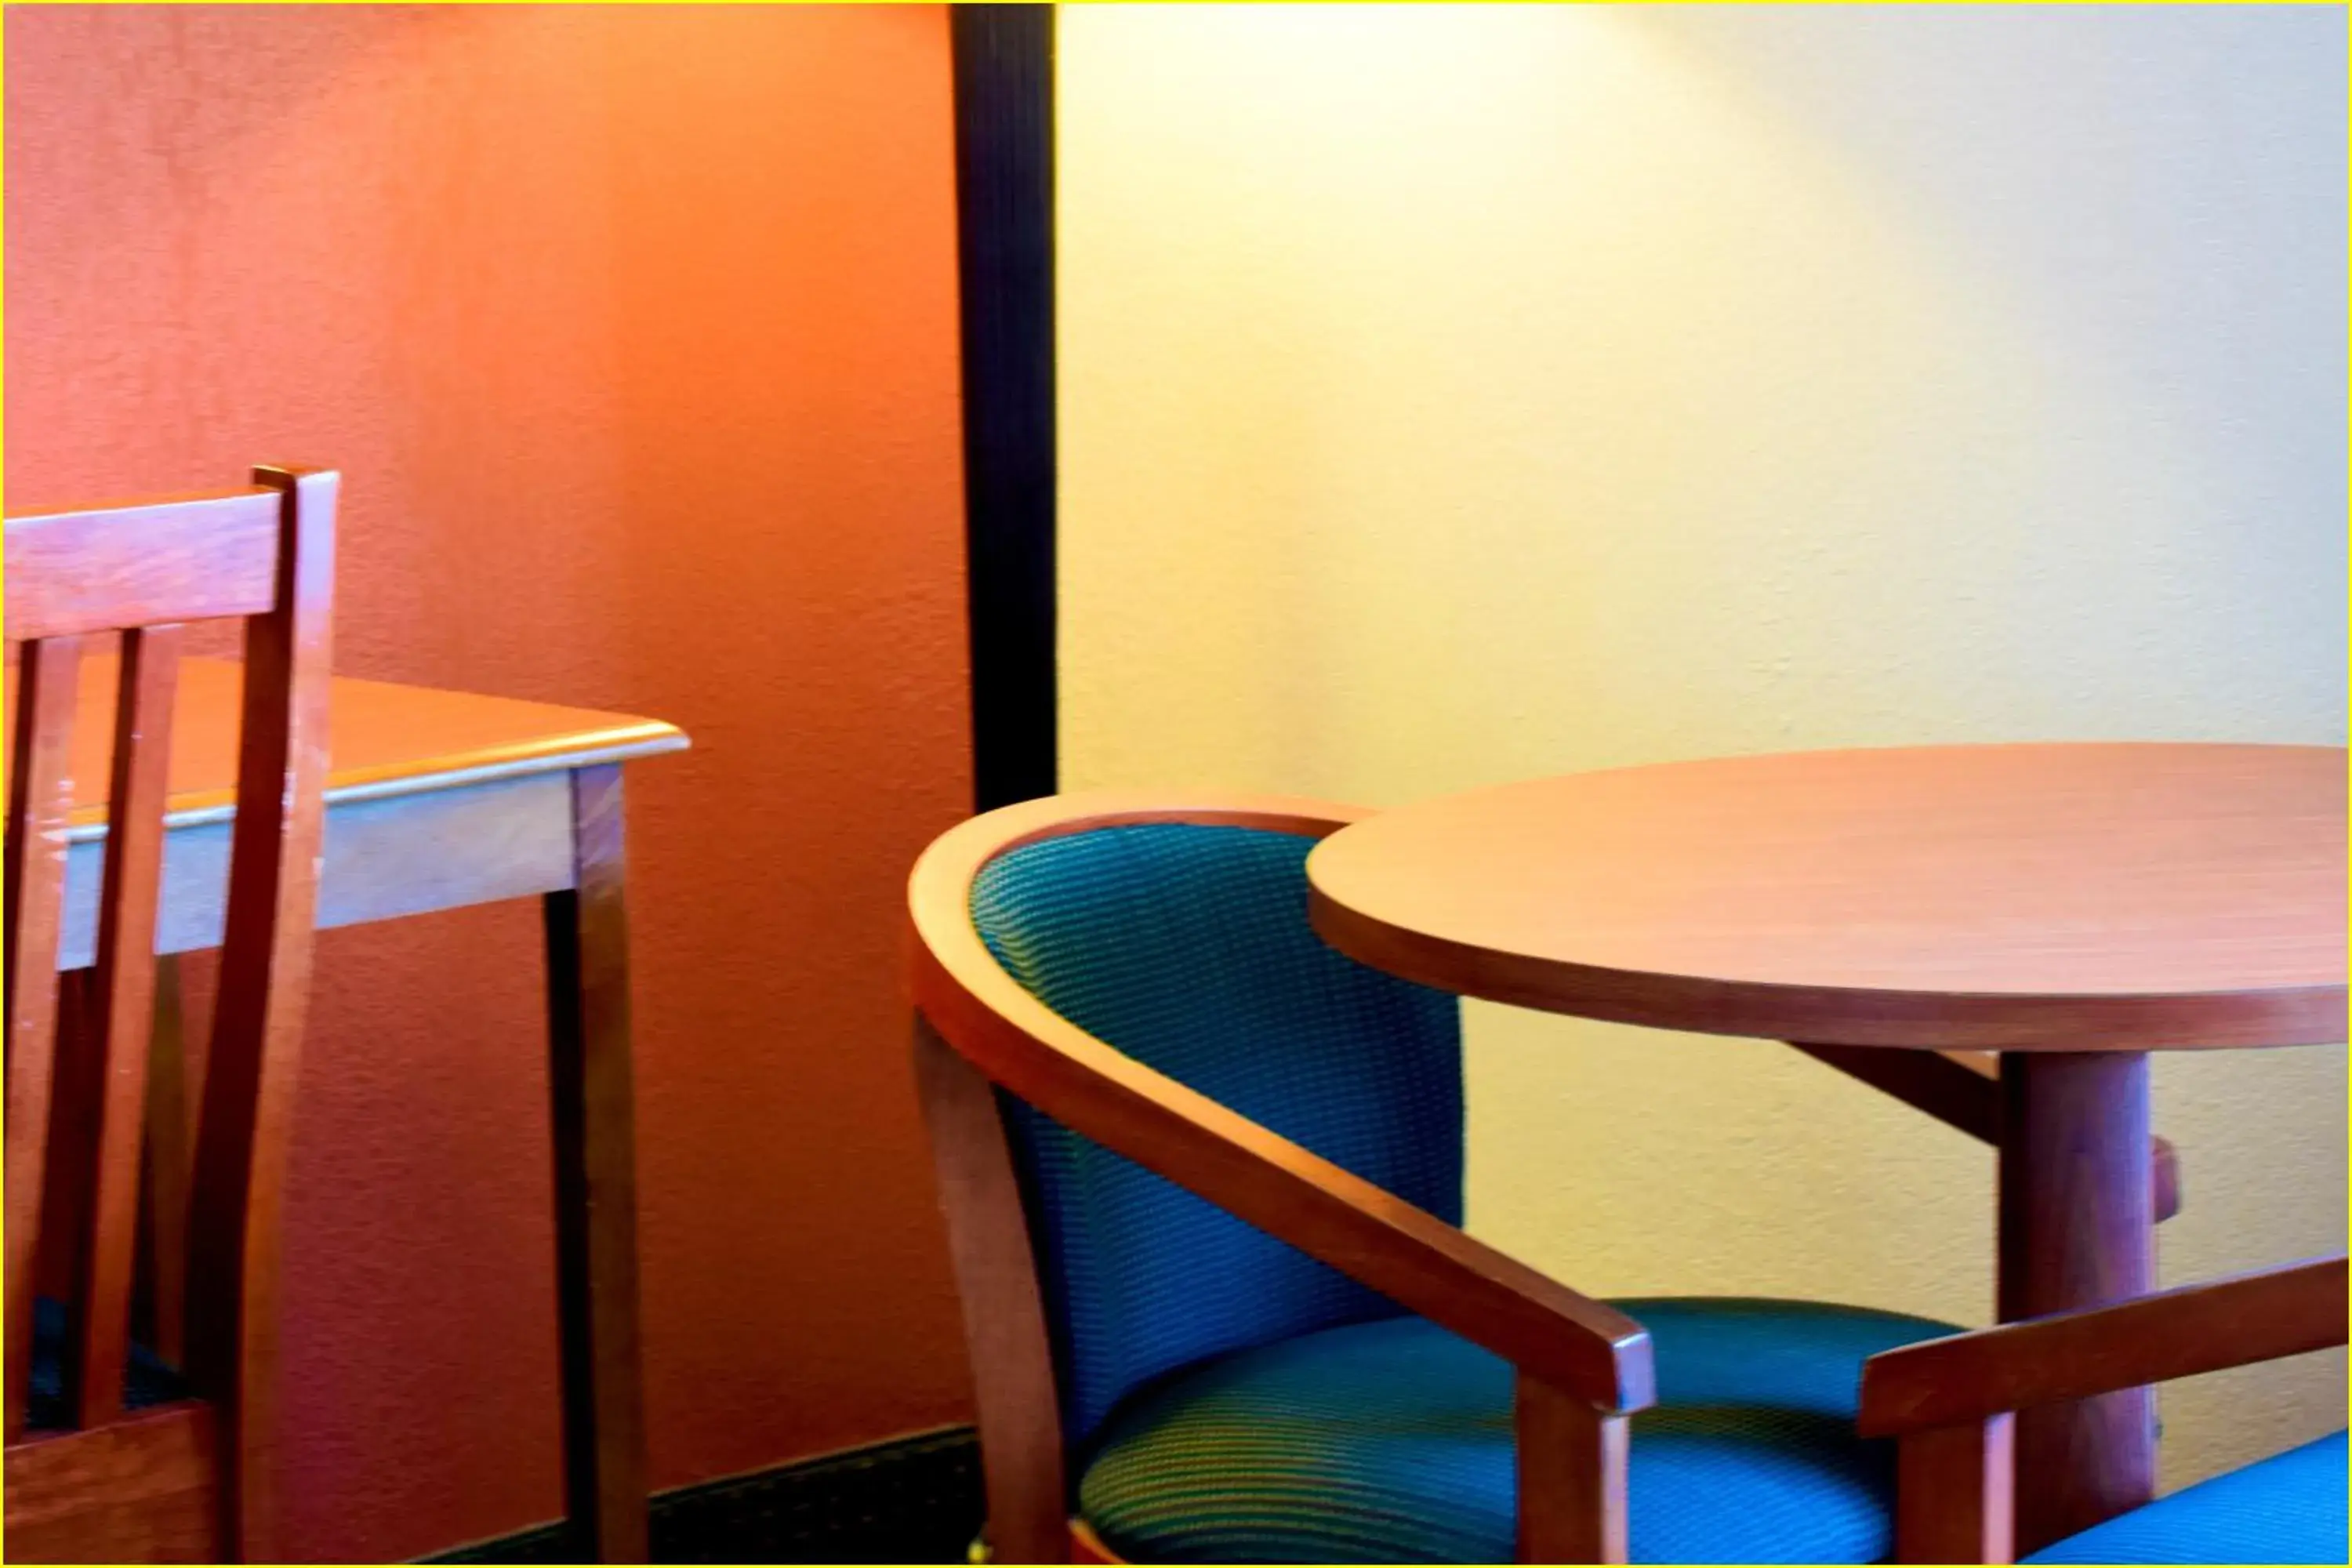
78;624;184;1429
3;490;283;643
5;633;85;1439
3;466;334;1560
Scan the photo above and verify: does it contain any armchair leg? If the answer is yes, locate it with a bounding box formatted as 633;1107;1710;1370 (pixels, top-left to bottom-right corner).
1516;1374;1629;1563
913;1016;1070;1565
1896;1417;2013;1565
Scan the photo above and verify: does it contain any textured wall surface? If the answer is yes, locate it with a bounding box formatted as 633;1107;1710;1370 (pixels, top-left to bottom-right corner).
6;7;973;1558
1060;3;2346;1489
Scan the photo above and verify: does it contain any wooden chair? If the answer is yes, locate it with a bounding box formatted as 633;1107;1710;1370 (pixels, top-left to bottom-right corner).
911;791;1999;1564
1861;1253;2347;1565
5;466;336;1563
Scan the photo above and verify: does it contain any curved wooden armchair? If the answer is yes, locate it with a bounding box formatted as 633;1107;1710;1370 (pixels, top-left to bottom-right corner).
909;792;1961;1564
5;467;336;1562
1861;1253;2347;1565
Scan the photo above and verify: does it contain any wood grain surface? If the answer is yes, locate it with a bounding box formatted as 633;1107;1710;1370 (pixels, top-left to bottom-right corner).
1308;743;2347;1050
1998;1051;2158;1549
1893;1415;2014;1565
7;466;336;1561
74;626;182;1428
1862;1254;2349;1438
2;490;280;643
541;764;650;1563
5;655;685;832
909;791;1661;1566
910;792;1658;1414
1862;1254;2346;1564
1516;1374;1630;1563
913;1016;1070;1565
5;636;83;1444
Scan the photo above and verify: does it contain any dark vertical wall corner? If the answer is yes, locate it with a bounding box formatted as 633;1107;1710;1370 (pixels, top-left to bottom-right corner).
953;3;1058;811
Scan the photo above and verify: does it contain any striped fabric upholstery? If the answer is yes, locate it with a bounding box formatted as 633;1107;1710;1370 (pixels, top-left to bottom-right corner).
1078;1300;1958;1563
2022;1429;2348;1565
971;822;1462;1445
966;815;1963;1563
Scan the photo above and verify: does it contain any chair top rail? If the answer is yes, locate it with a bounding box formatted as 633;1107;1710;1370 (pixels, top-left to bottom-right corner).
5;488;282;642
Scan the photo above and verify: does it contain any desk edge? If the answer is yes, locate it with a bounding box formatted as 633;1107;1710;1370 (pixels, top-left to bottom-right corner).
66;722;691;840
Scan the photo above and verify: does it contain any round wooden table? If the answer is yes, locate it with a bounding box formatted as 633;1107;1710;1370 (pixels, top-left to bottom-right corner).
1305;742;2347;1552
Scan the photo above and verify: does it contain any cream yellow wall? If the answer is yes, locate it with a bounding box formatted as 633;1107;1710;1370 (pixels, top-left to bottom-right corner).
1058;3;2347;1491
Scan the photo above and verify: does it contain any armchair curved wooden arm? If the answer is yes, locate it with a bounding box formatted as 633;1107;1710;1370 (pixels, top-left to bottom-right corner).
1857;1254;2348;1563
909;793;1656;1564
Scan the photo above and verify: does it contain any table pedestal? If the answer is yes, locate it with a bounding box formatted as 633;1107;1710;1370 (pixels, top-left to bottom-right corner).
1999;1051;2158;1555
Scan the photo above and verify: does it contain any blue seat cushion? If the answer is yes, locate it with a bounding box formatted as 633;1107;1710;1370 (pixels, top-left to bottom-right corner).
2023;1429;2347;1565
26;1294;188;1431
1078;1297;1959;1563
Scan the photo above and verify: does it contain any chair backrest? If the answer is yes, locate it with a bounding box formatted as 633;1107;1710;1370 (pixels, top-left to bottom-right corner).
968;817;1463;1445
4;466;335;1554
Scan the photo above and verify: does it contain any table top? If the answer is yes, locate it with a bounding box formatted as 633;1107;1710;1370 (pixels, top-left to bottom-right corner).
6;655;688;835
1306;742;2348;1051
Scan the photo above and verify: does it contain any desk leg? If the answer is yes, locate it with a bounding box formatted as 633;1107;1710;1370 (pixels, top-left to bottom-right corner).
544;764;651;1563
1998;1051;2157;1556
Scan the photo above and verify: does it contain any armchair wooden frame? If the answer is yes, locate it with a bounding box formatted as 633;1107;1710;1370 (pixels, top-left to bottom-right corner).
909;792;1658;1565
910;792;2194;1566
5;466;336;1562
1859;1253;2348;1564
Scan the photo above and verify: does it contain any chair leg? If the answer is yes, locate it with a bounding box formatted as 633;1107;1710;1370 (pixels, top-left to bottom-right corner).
1516;1373;1629;1563
912;1017;1069;1565
1896;1417;2014;1565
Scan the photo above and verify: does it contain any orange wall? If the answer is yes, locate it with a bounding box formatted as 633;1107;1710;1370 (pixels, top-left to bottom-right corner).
5;5;975;1558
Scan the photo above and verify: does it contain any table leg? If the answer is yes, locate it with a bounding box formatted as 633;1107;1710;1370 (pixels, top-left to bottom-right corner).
544;764;650;1563
1998;1051;2157;1555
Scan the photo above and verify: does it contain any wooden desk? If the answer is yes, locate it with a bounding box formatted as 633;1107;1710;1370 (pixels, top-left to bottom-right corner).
13;655;687;1562
1306;742;2347;1554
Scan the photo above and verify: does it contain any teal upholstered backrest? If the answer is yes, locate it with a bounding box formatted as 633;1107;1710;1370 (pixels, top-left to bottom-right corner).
970;822;1464;1448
